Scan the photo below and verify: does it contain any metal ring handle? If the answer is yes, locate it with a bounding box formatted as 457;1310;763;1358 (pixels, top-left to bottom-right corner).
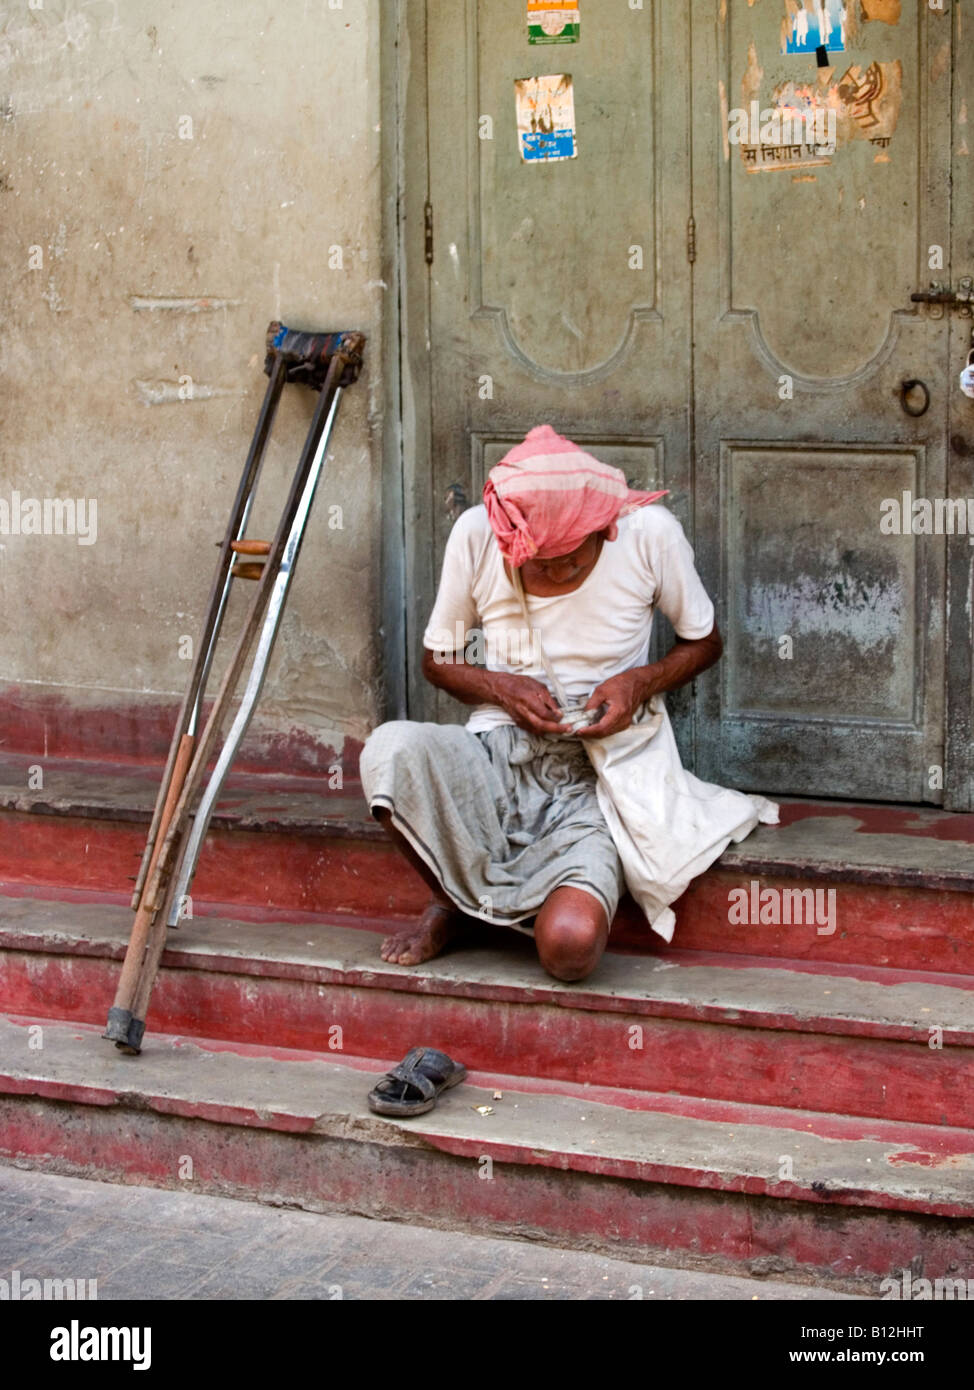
900;378;931;417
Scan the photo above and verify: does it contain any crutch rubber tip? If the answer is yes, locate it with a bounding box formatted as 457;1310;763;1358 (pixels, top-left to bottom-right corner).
114;1017;146;1055
103;1006;134;1044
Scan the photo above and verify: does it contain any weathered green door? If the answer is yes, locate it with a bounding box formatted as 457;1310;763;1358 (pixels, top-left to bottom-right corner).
691;1;965;806
409;0;696;744
406;0;972;808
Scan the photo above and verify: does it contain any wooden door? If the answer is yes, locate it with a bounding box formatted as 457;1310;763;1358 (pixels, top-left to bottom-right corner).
691;1;955;803
404;1;970;807
411;0;696;744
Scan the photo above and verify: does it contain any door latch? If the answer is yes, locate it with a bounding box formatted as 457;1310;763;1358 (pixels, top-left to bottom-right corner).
911;277;974;319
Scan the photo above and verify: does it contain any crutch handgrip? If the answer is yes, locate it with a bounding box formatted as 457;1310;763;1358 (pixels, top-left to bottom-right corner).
230;540;272;555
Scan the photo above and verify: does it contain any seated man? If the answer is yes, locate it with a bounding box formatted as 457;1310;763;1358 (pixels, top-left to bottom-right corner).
360;425;774;982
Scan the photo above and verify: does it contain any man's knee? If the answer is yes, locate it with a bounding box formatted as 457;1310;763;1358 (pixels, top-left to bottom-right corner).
362;719;458;775
361;720;433;797
360;719;410;775
535;889;608;982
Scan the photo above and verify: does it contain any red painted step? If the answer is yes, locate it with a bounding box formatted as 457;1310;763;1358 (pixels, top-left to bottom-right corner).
3;1014;972;1290
3;757;974;972
3;895;973;1129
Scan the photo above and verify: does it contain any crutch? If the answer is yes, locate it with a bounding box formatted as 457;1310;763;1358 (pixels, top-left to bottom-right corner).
104;322;365;1054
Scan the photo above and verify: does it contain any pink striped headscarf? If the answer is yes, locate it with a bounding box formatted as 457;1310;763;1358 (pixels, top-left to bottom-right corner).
483;425;668;567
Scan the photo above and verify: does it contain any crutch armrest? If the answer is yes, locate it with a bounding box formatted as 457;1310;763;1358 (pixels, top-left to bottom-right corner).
264;321;366;389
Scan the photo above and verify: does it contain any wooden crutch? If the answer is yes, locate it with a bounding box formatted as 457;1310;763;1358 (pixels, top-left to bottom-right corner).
105;324;365;1054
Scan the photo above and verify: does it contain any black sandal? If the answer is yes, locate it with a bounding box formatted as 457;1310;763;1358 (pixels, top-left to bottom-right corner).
367;1046;467;1117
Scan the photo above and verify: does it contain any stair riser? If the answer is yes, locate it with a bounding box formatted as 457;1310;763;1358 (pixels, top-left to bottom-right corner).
2;1096;970;1289
3;813;972;972
0;813;422;919
4;950;972;1128
657;874;974;975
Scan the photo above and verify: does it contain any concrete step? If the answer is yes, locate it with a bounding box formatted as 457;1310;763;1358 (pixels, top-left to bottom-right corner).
2;1013;972;1291
2;893;972;1128
2;755;974;972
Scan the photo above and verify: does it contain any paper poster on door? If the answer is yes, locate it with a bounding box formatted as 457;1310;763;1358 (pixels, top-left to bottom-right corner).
527;2;580;45
516;74;577;162
782;0;846;55
734;39;902;172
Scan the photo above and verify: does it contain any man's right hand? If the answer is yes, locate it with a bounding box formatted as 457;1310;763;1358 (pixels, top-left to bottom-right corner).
421;649;569;735
490;673;570;736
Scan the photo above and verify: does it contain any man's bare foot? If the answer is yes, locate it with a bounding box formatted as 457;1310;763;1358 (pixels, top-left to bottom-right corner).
380;901;461;966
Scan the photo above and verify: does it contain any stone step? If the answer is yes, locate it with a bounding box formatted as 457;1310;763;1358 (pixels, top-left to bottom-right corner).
2;1013;971;1291
3;893;972;1128
2;756;974;972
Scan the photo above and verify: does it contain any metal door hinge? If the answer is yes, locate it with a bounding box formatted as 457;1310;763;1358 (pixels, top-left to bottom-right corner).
686;215;697;264
424;201;434;265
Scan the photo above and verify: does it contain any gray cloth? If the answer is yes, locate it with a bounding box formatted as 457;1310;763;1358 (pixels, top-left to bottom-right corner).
359;720;624;931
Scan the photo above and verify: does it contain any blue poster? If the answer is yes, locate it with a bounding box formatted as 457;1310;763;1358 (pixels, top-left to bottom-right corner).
515;74;578;163
784;0;846;56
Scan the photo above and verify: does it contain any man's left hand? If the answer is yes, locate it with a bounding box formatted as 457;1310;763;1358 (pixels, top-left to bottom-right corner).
576;669;657;739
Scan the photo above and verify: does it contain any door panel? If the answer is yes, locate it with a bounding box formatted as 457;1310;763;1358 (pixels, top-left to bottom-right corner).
691;0;951;802
419;0;694;737
946;0;974;812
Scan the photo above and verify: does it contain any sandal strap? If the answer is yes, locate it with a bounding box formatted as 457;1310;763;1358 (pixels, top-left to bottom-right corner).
400;1045;456;1085
385;1060;436;1101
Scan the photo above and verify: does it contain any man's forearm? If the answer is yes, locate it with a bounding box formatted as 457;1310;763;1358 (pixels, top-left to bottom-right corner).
423;624;723;713
630;626;723;703
421;647;510;707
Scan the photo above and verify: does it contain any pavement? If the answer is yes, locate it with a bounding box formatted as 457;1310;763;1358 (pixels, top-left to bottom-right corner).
0;1164;862;1301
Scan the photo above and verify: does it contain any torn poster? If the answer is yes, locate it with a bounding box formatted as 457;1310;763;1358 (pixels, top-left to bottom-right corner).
516;74;577;162
836;60;902;142
782;0;846;56
860;0;901;23
528;2;580;45
734;59;902;171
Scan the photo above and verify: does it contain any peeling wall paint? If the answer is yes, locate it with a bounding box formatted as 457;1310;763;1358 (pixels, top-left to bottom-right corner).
734;55;903;171
861;1;901;25
744;573;903;647
134;380;240;406
930;43;950;84
129;297;241;313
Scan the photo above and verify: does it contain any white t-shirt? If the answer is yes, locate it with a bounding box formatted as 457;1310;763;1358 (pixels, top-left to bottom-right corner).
423;504;715;734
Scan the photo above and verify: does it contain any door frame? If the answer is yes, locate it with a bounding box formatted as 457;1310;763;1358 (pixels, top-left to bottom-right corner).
379;0;436;723
946;0;974;812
